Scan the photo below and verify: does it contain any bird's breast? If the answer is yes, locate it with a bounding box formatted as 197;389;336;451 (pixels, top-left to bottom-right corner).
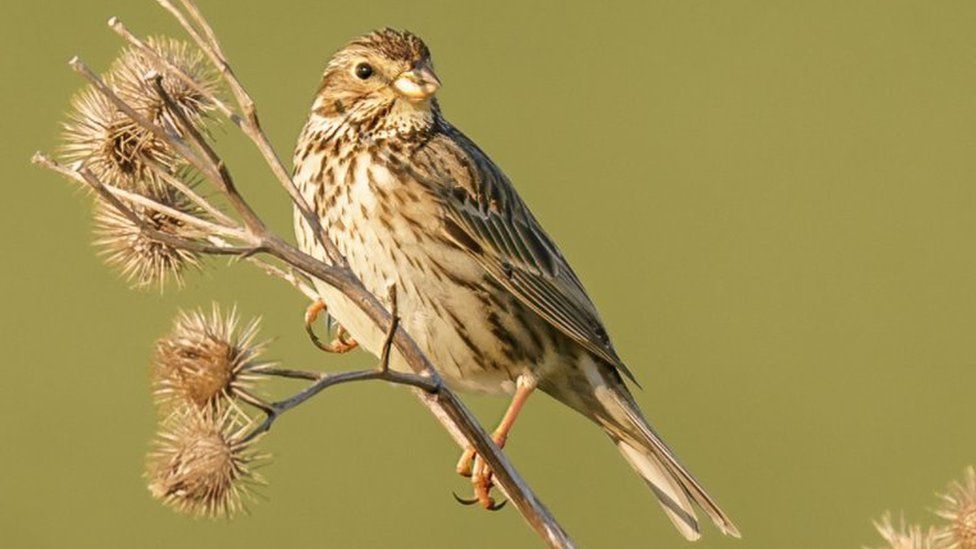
292;140;555;395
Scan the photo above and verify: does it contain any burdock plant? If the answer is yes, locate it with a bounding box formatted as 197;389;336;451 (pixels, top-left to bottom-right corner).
872;513;944;549
151;305;271;412
147;406;266;517
936;467;976;549
870;467;976;549
92;183;206;289
33;1;571;546
61;85;179;191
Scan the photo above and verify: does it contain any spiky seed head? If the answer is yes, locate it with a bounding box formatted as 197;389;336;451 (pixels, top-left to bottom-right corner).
871;513;946;549
110;37;220;131
92;185;205;290
936;467;976;549
61;85;178;190
152;305;271;410
147;406;265;518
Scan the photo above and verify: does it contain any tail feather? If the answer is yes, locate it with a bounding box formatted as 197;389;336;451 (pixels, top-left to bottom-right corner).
608;388;742;540
549;361;741;540
613;415;742;539
616;438;702;540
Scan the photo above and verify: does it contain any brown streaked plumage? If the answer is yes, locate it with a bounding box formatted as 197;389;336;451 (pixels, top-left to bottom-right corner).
292;28;739;540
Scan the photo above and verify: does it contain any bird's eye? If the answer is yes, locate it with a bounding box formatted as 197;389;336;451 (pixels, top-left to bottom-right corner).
354;63;374;79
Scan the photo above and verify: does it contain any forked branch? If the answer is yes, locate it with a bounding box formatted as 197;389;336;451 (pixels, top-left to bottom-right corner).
244;286;438;442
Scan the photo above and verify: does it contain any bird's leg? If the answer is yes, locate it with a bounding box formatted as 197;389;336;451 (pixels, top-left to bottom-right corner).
304;299;359;353
455;375;537;510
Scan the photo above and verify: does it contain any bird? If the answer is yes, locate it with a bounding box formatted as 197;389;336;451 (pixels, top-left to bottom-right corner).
291;28;739;541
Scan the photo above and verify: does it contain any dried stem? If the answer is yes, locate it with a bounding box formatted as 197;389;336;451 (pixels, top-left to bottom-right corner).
147;73;266;234
154;0;343;266
144;159;237;227
108;16;239;122
244;257;319;301
105;183;247;241
33;153;256;257
245;288;439;443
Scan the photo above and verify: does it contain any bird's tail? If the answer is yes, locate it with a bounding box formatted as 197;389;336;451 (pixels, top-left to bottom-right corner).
610;419;740;541
546;365;740;541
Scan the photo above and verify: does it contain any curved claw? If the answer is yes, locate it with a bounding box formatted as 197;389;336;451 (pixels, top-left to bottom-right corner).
336;325;355;346
452;492;480;506
305;321;328;350
452;491;508;511
304;300;358;353
486;498;508;511
304;300;330;350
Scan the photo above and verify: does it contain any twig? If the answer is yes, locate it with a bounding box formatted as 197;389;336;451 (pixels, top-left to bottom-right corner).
254;366;320;381
245;257;319;301
32;153;257;257
144;157;238;227
147;73;265;234
244;305;439;443
104;183;248;241
154;0;344;267
379;285;399;373
243;367;438;443
108;16;239;122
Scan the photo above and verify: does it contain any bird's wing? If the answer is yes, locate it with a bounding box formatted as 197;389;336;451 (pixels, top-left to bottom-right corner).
405;124;637;384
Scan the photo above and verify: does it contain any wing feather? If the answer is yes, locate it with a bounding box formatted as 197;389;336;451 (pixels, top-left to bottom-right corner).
404;124;637;383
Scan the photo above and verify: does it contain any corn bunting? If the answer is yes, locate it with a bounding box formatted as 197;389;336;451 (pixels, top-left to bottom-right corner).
292;28;739;541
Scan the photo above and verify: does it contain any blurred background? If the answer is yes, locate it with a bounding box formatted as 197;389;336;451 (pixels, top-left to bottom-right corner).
2;1;974;547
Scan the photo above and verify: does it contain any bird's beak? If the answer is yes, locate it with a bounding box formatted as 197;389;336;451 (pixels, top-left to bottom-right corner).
392;63;441;102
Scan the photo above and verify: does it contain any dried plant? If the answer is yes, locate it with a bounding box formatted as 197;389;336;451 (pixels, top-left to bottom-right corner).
111;36;219;130
147;406;265;518
936;467;976;549
871;513;946;549
33;2;572;547
152;305;271;411
870;468;976;549
92;183;206;289
62;85;178;190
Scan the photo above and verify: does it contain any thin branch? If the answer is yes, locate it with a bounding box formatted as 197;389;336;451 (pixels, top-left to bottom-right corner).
144;157;238;227
379;284;399;373
147;73;265;234
244;368;439;443
255;366;321;381
32;153;258;257
177;0;228;60
245;257;319;301
154;0;344;266
108;16;239;122
104;183;249;241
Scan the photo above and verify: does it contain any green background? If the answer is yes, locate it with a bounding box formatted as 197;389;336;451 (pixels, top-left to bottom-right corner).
2;1;974;547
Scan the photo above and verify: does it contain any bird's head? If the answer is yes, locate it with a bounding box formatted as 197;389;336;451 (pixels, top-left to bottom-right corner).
311;28;441;137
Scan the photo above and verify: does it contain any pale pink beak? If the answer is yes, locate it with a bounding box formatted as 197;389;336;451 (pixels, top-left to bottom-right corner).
392;63;441;101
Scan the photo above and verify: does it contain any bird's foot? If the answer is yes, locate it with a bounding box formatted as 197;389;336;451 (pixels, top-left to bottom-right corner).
453;376;535;511
455;446;477;477
304;299;359;353
453;434;508;511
